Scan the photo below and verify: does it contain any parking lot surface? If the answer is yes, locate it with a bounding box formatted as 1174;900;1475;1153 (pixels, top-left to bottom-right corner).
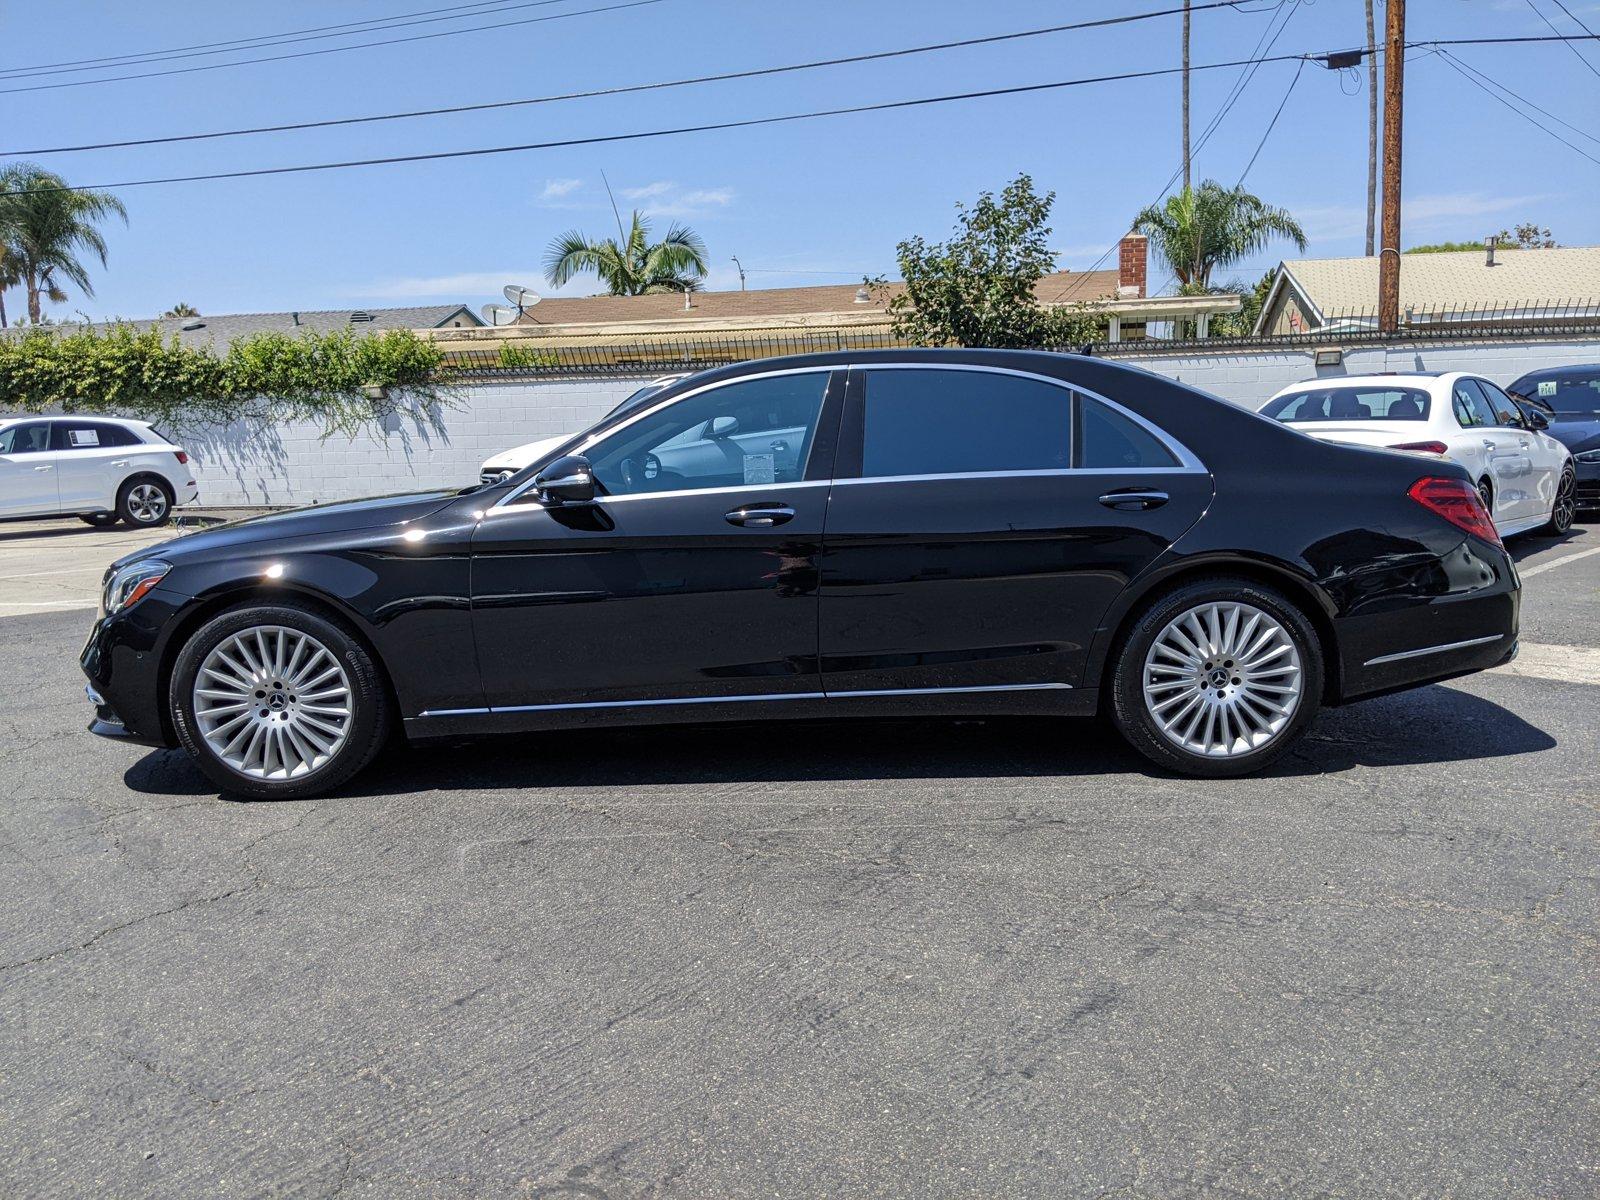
1;518;1596;1197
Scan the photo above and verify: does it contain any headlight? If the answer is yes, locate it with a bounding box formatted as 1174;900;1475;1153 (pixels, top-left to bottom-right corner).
1576;449;1600;464
102;559;170;615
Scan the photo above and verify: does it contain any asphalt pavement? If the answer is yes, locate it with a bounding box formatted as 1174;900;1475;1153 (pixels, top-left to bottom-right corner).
0;518;1595;1198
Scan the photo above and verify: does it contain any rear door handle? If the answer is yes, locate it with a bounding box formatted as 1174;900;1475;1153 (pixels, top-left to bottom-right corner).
725;504;795;528
1482;439;1496;449
1097;489;1169;511
111;459;131;468
33;465;53;472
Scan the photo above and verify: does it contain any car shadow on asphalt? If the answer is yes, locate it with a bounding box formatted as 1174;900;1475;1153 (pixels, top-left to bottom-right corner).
1509;525;1590;563
121;684;1555;802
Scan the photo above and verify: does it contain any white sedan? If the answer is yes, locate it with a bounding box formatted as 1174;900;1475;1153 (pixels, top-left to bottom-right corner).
0;415;199;528
478;373;690;485
1260;372;1576;539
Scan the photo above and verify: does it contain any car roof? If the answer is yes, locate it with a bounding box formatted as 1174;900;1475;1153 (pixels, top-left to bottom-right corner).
1509;363;1600;381
0;414;151;427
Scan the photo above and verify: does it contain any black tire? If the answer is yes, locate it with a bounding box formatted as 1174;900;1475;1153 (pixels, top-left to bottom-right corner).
1477;477;1494;519
1109;578;1324;778
117;476;174;528
1535;463;1576;537
169;602;391;800
79;513;118;527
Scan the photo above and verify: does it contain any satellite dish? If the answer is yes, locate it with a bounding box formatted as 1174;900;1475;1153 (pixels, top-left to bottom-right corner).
503;285;541;309
480;304;519;326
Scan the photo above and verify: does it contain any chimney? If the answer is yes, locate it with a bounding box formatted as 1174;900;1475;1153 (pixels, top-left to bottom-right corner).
1118;233;1148;299
1485;235;1498;267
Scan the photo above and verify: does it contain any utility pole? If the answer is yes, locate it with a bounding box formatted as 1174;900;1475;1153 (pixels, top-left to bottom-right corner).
1182;0;1192;193
1365;0;1378;257
1378;0;1405;332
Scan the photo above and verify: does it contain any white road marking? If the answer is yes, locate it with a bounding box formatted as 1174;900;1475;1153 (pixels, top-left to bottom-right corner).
1519;544;1600;578
1491;641;1600;687
0;566;106;581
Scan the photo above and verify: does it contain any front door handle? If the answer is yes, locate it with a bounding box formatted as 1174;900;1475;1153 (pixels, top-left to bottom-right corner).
33;464;53;472
1482;439;1496;449
1097;488;1169;511
725;504;795;528
111;459;131;468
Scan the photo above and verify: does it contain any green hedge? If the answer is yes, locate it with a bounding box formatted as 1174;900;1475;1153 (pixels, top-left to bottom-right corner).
0;325;457;436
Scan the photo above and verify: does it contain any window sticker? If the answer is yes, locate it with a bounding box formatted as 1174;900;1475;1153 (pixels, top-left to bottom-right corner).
742;453;775;485
68;428;100;447
1537;381;1558;397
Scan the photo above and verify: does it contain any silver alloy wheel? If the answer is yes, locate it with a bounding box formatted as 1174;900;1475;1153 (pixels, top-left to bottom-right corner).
1142;601;1303;759
126;482;169;524
193;626;353;781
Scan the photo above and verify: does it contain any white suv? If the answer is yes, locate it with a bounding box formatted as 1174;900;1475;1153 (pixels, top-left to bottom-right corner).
0;416;199;528
1261;372;1576;539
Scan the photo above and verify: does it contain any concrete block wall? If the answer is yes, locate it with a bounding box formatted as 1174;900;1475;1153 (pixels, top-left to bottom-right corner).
168;337;1600;506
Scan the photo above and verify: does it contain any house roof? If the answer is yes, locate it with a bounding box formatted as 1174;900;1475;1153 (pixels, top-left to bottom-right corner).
515;270;1124;329
15;304;484;348
1263;246;1600;328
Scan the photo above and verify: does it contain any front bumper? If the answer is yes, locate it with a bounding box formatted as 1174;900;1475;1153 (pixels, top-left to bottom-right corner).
1575;460;1600;510
80;590;188;749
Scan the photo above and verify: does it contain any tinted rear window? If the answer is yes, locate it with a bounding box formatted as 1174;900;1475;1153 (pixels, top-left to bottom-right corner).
1509;371;1600;414
1262;386;1431;422
861;369;1071;477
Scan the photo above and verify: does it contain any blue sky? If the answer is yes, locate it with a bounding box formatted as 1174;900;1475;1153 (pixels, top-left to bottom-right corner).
3;0;1598;321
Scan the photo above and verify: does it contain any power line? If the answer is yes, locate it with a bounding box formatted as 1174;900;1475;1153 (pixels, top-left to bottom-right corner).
1523;0;1600;79
1430;49;1600;166
1236;56;1307;185
1435;47;1599;146
3;1;1254;157
0;0;662;96
0;0;566;80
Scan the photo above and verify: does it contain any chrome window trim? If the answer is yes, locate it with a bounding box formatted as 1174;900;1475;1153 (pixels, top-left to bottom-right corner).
851;360;1207;474
494;365;839;509
417;679;1070;718
1363;633;1504;667
484;478;832;516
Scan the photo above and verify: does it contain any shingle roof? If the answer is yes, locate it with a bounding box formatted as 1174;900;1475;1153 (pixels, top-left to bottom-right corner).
15;304;483;348
1278;246;1600;319
514;270;1123;329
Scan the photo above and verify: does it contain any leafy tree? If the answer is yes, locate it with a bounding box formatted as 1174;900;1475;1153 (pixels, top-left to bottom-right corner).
1408;222;1559;253
1132;180;1306;290
888;173;1095;349
163;302;200;317
0;163;126;325
543;211;708;295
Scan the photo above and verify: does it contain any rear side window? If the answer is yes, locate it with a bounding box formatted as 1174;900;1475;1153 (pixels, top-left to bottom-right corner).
1452;379;1499;429
860;369;1071;478
1076;396;1179;469
1262;386;1430;422
52;422;138;450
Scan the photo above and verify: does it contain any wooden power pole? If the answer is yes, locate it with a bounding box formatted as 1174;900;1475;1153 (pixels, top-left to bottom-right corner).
1378;0;1405;332
1365;0;1378;257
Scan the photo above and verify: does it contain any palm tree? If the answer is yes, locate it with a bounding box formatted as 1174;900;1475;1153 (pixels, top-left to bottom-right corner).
163;302;200;317
0;162;127;325
543;210;708;296
1133;180;1306;291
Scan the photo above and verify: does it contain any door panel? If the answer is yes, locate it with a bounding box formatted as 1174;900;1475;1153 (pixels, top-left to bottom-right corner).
469;483;828;709
0;422;60;515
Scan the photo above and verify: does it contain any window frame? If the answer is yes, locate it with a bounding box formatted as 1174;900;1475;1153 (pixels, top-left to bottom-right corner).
835;363;1203;483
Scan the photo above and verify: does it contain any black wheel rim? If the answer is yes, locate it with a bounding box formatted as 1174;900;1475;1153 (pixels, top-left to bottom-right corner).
1553;469;1575;532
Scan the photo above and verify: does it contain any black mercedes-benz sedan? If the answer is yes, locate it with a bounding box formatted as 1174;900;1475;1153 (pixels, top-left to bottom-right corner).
83;349;1520;799
1507;363;1600;513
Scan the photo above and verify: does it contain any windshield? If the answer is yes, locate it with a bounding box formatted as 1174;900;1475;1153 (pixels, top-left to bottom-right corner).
603;376;688;419
1262;385;1431;423
1509;371;1600;415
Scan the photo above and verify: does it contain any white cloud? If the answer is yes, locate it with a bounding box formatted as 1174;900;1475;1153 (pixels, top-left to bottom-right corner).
539;177;583;200
1290;192;1553;244
620;180;674;200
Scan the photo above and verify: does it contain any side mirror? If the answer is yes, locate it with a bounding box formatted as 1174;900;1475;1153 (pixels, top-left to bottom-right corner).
709;415;740;438
534;454;595;504
1524;407;1550;431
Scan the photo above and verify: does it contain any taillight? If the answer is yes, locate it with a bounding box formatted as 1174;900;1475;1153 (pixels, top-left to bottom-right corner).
1388;440;1449;455
1407;476;1502;548
173;450;189;464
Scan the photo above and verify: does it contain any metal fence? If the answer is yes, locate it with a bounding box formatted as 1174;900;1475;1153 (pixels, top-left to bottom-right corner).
434;299;1600;378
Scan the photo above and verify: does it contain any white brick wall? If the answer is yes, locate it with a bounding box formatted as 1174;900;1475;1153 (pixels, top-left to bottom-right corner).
169;337;1600;506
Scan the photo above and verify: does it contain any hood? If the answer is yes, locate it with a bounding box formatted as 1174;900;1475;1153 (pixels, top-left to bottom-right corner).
482;434;572;473
1548;411;1600;453
112;489;462;570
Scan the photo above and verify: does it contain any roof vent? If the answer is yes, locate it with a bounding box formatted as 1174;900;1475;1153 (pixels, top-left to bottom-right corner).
180;318;206;331
854;286;871;304
1485;236;1498;268
349;311;375;323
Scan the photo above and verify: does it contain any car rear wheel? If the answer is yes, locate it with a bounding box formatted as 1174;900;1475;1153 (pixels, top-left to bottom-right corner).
170;603;391;800
1536;463;1576;537
1110;579;1323;777
118;478;173;528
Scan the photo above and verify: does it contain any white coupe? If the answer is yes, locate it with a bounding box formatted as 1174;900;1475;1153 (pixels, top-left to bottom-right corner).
1260;372;1576;539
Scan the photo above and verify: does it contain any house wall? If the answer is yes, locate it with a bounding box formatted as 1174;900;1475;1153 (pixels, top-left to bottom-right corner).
171;335;1600;506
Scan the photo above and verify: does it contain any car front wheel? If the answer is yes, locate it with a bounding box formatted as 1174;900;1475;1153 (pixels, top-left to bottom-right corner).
170;603;391;799
1110;579;1323;777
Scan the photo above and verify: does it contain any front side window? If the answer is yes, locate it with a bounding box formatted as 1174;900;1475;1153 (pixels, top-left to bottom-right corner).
0;422;52;454
585;371;830;496
860;369;1071;478
1262;386;1431;422
1476;380;1524;427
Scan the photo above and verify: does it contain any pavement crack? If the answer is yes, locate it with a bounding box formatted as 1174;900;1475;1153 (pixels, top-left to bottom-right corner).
0;882;255;974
